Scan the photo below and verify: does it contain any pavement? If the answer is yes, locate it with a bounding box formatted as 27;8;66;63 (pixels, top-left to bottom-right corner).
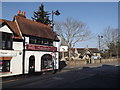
59;62;103;72
61;60;119;69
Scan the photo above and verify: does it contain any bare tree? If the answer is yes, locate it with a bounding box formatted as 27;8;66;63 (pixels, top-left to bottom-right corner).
101;26;118;49
101;26;118;58
55;17;92;59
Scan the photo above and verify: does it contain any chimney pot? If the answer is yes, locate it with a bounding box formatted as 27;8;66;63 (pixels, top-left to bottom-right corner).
22;12;24;15
18;10;21;14
23;12;26;15
48;24;51;27
17;10;26;18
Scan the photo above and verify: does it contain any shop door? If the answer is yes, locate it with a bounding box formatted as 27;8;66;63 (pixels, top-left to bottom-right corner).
29;55;35;74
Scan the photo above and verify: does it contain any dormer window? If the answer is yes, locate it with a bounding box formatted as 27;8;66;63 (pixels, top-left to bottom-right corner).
1;32;13;50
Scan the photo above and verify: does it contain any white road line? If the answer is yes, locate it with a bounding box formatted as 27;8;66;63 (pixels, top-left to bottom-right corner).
0;79;20;84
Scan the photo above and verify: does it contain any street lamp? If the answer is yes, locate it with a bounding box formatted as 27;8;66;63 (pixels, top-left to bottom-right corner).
98;35;103;51
98;35;103;63
51;10;60;73
51;10;60;31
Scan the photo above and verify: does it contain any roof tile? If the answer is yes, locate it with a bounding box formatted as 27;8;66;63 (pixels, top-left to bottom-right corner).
15;15;59;41
0;19;23;39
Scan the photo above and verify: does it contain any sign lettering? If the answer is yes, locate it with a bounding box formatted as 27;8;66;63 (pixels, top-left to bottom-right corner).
26;44;57;52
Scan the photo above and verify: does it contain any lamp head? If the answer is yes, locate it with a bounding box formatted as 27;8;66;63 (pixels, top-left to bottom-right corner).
55;10;60;16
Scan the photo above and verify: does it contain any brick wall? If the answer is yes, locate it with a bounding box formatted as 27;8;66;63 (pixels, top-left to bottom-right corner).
66;58;119;66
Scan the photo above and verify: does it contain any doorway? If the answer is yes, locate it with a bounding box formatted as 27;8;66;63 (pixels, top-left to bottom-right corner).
29;55;35;74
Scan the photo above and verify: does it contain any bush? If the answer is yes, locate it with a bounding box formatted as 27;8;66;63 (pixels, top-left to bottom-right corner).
85;59;89;63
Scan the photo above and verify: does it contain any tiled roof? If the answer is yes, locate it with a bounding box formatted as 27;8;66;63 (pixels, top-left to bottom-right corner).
0;15;59;41
76;48;86;54
78;48;100;53
71;48;100;54
15;15;59;41
0;19;23;39
60;37;67;46
88;48;100;53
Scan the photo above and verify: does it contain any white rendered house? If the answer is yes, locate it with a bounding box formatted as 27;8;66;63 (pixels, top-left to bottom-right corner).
0;10;59;77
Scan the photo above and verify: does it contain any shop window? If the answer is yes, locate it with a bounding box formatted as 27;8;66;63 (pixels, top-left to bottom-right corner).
0;60;10;72
2;32;13;50
41;54;53;70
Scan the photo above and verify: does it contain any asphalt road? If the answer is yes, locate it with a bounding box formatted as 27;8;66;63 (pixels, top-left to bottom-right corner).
2;61;120;88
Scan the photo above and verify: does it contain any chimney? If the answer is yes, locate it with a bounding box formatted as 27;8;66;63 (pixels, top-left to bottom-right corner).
48;24;51;27
17;10;26;18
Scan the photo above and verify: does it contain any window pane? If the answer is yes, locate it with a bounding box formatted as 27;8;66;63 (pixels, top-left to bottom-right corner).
2;33;5;41
36;39;41;44
7;41;12;48
2;41;6;49
2;33;13;50
0;61;3;72
29;37;36;44
43;40;48;44
2;60;10;72
49;41;53;45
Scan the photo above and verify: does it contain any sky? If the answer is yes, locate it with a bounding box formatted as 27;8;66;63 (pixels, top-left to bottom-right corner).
1;1;118;48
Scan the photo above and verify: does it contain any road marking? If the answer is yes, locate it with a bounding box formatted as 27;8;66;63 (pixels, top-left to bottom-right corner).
59;70;70;73
52;77;63;80
0;79;20;84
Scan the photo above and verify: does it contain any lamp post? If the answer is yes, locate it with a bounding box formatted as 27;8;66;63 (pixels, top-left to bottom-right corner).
51;10;60;31
51;10;60;73
98;35;103;63
98;35;103;51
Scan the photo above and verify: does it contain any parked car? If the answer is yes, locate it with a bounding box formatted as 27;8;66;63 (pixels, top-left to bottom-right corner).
93;56;100;60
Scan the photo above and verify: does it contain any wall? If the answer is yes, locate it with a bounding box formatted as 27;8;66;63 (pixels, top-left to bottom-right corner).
66;60;86;66
0;25;13;34
24;51;59;74
1;42;23;77
59;46;68;52
11;42;23;75
0;32;2;49
66;58;118;67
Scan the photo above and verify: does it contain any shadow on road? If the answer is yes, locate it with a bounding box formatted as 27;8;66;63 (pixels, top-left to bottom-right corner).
59;61;67;70
59;64;120;88
2;62;120;88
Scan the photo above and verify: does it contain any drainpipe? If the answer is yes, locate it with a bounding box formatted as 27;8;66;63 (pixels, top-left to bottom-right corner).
22;36;25;76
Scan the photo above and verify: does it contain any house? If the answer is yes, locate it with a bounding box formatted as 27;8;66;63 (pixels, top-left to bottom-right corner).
59;37;101;61
59;47;101;61
0;10;59;77
71;48;101;60
59;37;68;61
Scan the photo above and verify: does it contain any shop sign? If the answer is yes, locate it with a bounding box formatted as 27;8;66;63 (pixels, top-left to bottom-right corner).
0;50;17;57
26;44;57;52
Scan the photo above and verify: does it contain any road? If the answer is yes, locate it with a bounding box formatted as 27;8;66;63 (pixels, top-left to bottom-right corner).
2;61;119;88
